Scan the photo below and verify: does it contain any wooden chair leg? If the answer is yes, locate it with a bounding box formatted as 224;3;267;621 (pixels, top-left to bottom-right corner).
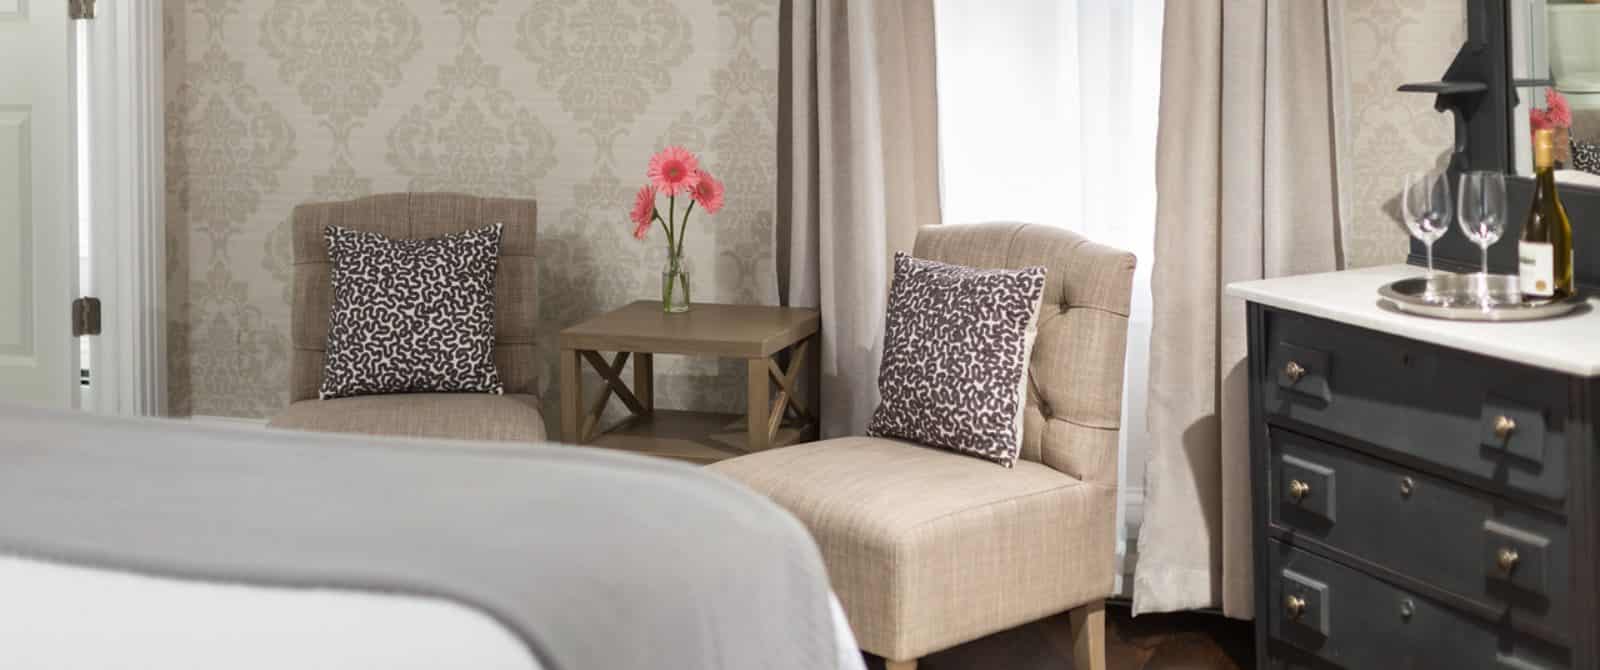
1068;600;1106;670
885;659;917;670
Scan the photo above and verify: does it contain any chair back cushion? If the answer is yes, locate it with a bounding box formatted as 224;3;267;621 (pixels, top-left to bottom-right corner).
912;223;1134;485
289;193;538;403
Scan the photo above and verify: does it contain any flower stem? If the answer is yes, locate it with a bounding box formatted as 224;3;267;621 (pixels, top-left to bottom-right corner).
658;212;675;259
651;209;672;253
677;200;696;259
667;194;676;256
663;268;674;308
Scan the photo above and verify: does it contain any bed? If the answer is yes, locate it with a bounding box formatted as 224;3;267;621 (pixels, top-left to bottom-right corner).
0;404;865;670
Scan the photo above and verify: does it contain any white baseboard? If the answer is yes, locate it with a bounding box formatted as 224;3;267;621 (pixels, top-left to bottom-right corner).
188;415;269;428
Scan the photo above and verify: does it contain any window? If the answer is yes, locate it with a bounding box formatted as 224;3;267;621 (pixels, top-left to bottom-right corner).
934;0;1164;590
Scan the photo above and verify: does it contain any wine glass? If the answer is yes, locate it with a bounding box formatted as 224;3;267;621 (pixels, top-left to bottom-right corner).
1459;171;1504;308
1401;171;1453;279
1457;170;1507;278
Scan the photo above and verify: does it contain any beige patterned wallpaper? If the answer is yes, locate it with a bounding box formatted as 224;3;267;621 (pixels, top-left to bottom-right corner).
163;0;779;421
162;0;1464;419
1341;0;1466;268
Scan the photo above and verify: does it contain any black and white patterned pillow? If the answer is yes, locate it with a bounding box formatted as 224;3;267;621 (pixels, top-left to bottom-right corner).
1572;137;1600;176
319;223;505;400
868;252;1046;467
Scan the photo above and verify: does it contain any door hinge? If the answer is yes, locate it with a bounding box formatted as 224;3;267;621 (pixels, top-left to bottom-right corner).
72;297;101;337
69;0;95;20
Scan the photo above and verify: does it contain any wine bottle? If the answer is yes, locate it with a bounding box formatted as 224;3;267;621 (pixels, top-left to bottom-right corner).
1520;128;1574;298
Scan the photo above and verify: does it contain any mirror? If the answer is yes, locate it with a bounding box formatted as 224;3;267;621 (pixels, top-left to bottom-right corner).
1417;0;1600;287
1510;0;1600;188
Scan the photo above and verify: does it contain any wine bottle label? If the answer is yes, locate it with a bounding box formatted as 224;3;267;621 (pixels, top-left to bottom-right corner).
1519;241;1555;297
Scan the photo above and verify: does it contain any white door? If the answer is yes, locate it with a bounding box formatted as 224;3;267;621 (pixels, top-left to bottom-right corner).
0;0;78;408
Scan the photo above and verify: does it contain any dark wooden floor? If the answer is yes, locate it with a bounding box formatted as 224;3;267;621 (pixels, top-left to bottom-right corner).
861;601;1253;670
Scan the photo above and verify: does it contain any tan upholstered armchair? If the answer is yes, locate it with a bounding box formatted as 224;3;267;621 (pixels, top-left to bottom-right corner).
711;223;1135;670
268;193;546;442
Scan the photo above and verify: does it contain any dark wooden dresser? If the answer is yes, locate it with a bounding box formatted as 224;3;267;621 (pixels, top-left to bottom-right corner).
1231;265;1600;669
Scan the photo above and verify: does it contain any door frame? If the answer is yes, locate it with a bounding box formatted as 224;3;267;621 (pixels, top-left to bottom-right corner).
82;0;164;415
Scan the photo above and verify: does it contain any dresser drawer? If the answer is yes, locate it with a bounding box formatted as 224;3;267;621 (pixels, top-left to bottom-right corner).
1269;428;1569;635
1261;308;1570;501
1267;540;1569;669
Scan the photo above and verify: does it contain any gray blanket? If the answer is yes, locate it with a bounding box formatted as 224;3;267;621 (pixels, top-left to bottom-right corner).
0;404;840;670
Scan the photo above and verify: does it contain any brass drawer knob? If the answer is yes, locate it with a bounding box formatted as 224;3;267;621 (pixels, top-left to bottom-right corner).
1493;415;1517;440
1497;547;1520;574
1284;360;1307;383
1286;595;1307;619
1288;479;1311;501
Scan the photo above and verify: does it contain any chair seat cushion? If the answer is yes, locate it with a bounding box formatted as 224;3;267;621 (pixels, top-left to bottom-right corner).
269;393;546;443
709;436;1116;660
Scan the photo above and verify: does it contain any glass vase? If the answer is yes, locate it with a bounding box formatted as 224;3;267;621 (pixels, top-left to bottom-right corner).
661;254;691;313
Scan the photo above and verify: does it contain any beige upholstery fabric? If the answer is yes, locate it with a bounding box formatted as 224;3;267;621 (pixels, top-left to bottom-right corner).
713;223;1134;660
272;394;546;443
711;438;1116;661
286;193;539;403
271;193;542;442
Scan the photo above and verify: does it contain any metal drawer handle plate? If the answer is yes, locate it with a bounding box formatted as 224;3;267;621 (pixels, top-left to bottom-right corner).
1497;547;1520;574
1288;479;1311;501
1284;360;1307;383
1493;415;1517;440
1286;595;1307;620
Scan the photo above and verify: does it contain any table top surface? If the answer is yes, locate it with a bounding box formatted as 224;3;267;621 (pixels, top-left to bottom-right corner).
1227;264;1600;377
558;301;820;358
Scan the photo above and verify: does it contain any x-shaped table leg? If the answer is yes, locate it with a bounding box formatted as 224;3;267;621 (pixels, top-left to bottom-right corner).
561;338;815;451
563;350;650;443
746;338;817;451
766;339;814;440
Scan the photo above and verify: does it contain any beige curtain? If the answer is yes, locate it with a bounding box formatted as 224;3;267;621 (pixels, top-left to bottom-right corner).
1132;0;1346;619
776;0;942;438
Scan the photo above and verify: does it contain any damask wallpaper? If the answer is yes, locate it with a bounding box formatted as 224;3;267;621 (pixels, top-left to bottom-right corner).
1341;0;1465;268
163;0;779;421
160;0;1462;420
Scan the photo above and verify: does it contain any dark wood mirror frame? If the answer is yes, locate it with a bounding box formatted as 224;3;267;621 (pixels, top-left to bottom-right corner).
1406;0;1600;291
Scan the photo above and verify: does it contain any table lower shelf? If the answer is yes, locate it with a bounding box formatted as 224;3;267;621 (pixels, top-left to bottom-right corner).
586;409;814;465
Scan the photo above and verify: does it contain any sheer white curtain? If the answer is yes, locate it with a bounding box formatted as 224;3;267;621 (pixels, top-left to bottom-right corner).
933;0;1164;589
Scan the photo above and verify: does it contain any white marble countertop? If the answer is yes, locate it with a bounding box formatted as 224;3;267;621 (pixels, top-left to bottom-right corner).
1226;264;1600;377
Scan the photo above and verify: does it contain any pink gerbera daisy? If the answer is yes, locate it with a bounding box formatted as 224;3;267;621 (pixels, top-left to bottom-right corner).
631;184;657;239
647;146;701;195
689;169;725;214
1546;88;1573;128
1532;108;1552;131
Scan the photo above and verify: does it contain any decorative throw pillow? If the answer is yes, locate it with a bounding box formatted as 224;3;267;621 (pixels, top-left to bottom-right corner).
868;252;1047;467
319;223;505;400
1572;137;1600;176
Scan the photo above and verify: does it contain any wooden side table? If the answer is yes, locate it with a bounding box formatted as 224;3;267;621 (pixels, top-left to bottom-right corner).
558;301;820;464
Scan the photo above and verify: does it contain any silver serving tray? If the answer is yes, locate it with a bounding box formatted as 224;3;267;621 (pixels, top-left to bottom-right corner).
1378;273;1586;322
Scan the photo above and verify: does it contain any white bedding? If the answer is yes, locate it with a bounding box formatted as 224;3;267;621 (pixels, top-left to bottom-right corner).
0;554;867;670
